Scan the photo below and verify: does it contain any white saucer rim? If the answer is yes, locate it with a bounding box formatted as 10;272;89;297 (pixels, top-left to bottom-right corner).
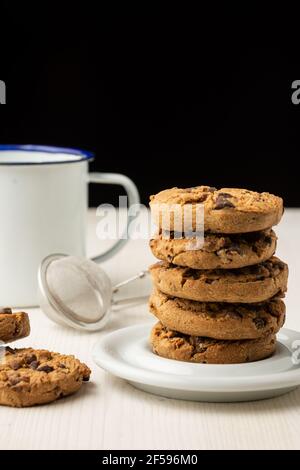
92;323;300;393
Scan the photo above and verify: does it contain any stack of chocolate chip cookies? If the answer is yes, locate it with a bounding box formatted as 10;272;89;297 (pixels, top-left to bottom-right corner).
148;186;288;364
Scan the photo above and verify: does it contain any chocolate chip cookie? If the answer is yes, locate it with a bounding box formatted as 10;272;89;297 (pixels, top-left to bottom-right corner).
150;186;283;233
0;308;30;344
150;322;276;364
0;347;90;407
150;229;277;269
149;257;288;303
149;289;285;339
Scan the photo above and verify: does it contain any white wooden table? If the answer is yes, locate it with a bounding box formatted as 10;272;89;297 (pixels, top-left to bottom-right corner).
1;208;300;450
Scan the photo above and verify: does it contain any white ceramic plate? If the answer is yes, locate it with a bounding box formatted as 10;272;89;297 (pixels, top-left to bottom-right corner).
92;323;300;402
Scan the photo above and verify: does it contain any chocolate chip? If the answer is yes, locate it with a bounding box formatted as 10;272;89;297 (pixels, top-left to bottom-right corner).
30;360;40;370
218;192;233;198
253;317;267;329
0;307;12;314
37;365;54;373
207;187;217;192
83;376;90;382
59;363;66;369
183;269;201;280
264;235;273;245
25;354;37;365
5;346;16;355
214;194;235;210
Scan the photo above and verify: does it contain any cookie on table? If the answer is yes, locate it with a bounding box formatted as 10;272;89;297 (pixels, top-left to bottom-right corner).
150;229;277;270
0;347;91;407
150;186;283;233
149;289;285;340
149;257;288;303
150;322;276;364
0;308;30;344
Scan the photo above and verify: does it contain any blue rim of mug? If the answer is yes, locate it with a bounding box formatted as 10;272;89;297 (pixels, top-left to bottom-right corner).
0;144;94;165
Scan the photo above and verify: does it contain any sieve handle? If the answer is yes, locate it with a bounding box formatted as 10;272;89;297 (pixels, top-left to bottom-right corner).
112;270;149;293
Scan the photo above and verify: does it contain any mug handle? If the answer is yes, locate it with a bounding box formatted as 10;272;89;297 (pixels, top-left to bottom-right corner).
87;172;140;263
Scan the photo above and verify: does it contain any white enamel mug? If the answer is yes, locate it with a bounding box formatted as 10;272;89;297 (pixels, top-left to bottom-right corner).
0;145;140;307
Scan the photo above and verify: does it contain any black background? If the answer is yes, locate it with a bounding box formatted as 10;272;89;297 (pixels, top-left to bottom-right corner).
1;6;299;206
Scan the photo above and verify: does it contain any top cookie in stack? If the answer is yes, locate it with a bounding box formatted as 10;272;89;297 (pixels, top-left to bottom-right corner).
150;186;283;235
148;186;288;364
